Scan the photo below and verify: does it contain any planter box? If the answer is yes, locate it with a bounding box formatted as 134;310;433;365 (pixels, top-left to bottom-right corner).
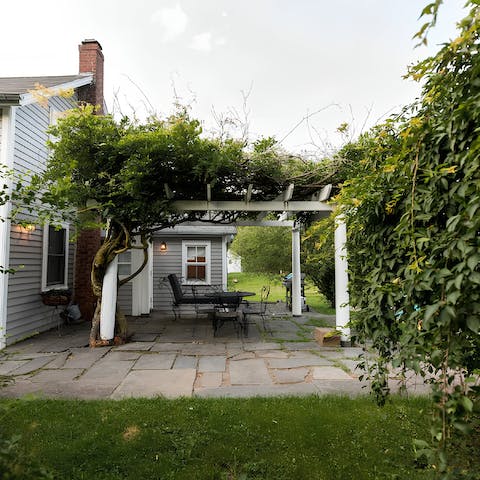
314;327;341;347
40;291;71;306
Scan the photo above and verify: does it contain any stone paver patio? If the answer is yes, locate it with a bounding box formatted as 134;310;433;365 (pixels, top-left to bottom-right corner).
0;304;430;399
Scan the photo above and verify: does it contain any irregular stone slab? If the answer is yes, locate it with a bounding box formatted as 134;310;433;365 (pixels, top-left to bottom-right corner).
31;368;83;383
6;352;57;360
282;342;319;351
312;379;367;396
53;381;117;399
0;360;29;375
273;368;309;384
195;383;318;398
173;355;197;369
181;344;226;355
63;348;107;369
268;357;331;369
339;359;362;374
104;351;142;362
131;333;159;342
198;356;226;372
312;366;353;380
243;342;279;351
257;351;289;359
10;356;55;375
111;369;196;399
46;352;70;369
229;352;256;361
150;343;184;352
115;342;155;351
81;359;135;386
268;332;303;341
198;372;223;388
229;359;272;385
133;354;175;370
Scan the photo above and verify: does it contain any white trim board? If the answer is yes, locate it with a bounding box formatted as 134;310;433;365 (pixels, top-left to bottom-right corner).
0;106;17;348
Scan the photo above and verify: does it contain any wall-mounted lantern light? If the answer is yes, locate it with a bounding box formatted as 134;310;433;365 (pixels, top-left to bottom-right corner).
19;224;36;233
159;241;168;252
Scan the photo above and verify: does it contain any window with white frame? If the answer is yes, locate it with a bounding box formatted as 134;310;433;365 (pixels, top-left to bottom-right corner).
117;251;132;278
42;224;69;290
182;241;211;284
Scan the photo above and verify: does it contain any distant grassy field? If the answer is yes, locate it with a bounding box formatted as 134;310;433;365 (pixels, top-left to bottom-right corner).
228;272;335;315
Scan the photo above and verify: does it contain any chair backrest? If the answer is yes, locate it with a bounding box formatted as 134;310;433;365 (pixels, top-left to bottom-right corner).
168;274;184;304
260;285;270;303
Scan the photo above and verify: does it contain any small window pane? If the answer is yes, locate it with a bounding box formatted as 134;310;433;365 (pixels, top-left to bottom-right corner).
118;264;131;275
46;226;66;286
187;265;206;281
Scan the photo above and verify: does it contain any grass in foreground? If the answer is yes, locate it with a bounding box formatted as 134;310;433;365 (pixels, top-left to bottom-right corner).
0;395;451;480
227;272;335;315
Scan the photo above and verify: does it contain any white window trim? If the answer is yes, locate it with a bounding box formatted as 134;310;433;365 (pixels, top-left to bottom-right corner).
41;223;69;291
182;240;211;285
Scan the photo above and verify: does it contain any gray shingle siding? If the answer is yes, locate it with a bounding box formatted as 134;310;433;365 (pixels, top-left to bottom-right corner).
5;96;76;345
153;236;224;313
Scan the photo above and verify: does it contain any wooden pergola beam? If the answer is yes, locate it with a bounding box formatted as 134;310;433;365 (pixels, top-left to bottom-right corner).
172;200;333;213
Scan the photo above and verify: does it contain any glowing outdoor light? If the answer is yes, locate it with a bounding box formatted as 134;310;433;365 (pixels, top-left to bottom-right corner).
159;241;168;252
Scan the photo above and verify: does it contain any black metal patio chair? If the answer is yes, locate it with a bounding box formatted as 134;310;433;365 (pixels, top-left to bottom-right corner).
242;285;271;336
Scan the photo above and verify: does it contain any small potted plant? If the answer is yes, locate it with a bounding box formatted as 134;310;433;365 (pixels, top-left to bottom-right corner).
40;289;72;306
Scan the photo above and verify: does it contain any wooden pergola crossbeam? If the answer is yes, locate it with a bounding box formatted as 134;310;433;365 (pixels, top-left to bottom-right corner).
172;200;332;213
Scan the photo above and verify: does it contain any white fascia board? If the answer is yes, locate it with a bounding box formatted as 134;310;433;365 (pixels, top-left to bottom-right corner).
19;74;94;106
235;220;295;227
0;106;17;349
172;200;333;213
154;225;237;236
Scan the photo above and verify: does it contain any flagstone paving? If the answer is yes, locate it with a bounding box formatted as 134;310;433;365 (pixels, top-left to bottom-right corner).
0;305;432;399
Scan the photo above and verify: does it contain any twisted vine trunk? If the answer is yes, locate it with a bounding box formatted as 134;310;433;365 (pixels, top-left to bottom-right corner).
89;221;149;347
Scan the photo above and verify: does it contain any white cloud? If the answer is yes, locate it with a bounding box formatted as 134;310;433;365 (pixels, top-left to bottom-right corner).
189;32;212;52
151;4;188;42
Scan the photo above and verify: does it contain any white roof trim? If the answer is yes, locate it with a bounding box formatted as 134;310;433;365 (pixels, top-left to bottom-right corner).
19;74;94;106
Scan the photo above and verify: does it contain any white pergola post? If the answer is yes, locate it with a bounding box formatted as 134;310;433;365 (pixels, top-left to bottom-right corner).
100;256;118;341
334;215;350;343
291;225;302;317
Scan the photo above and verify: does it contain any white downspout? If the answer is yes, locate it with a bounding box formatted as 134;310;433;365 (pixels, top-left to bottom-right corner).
291;225;302;317
100;256;118;341
334;215;350;344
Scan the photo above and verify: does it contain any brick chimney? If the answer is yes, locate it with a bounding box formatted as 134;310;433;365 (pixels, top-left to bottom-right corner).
77;39;104;114
74;39;104;322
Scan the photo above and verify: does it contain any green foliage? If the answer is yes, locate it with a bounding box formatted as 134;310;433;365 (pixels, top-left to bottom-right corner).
230;226;292;274
334;1;480;473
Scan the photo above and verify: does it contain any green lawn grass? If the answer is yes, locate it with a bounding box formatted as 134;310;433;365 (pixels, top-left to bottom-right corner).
228;272;335;315
0;396;444;479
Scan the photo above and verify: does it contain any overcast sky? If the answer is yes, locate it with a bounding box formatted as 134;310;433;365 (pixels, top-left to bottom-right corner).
1;0;467;154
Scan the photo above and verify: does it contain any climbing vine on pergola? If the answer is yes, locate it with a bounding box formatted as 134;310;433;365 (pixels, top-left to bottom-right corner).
18;105;335;346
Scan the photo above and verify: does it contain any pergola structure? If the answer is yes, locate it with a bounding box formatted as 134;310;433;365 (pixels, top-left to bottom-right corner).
100;183;350;344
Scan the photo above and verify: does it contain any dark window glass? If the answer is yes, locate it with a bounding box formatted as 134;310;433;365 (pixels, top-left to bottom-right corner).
46;226;66;286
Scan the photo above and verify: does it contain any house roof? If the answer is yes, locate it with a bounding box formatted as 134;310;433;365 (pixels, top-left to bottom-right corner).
0;74;93;106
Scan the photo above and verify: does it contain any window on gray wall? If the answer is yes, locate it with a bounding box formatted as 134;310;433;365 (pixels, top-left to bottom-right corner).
44;225;68;288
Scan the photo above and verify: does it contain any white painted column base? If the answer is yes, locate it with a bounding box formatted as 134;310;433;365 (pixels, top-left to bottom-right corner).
291;226;302;317
334;216;350;343
100;256;118;341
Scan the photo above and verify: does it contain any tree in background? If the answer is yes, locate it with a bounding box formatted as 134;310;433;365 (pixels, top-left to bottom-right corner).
229;226;291;274
302;218;335;308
